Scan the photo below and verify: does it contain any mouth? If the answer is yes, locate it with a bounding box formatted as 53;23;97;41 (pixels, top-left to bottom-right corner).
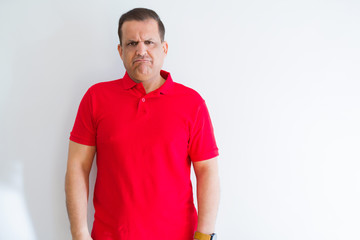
133;59;151;63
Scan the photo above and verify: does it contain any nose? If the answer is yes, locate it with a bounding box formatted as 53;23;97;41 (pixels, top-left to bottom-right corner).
135;42;147;56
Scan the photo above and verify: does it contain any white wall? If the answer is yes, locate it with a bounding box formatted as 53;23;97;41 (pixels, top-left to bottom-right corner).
1;0;360;239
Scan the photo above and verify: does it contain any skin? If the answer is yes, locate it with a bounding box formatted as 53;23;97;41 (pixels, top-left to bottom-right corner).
65;18;220;240
193;157;220;238
65;141;95;240
117;19;168;94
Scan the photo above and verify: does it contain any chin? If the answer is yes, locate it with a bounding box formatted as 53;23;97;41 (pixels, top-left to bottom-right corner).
134;72;153;81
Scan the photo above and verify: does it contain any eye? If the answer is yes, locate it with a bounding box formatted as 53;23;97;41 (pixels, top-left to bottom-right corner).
127;42;137;46
144;40;154;45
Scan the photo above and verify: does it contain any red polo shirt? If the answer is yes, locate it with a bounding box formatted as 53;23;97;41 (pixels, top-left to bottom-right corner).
70;70;219;240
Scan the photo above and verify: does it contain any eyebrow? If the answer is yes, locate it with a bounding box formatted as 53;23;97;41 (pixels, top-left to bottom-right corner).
126;38;155;43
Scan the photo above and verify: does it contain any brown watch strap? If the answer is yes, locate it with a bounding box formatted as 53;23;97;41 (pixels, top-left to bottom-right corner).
194;231;211;240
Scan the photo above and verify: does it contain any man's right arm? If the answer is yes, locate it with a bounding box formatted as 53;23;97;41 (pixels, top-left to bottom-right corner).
65;140;96;240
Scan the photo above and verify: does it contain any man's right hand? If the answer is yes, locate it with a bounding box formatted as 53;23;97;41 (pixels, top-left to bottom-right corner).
72;234;93;240
65;140;96;240
73;235;93;240
71;228;93;240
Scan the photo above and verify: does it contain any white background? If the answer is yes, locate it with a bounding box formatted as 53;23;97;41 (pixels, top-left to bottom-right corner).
1;0;360;239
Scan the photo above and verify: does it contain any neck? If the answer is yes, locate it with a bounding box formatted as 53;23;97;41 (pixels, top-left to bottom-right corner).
142;76;165;94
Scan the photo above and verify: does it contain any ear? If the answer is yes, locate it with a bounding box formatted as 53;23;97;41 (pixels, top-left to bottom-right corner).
162;41;168;55
117;44;124;60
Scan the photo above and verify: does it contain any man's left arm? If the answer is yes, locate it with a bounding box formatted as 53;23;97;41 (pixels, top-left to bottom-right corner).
193;156;220;238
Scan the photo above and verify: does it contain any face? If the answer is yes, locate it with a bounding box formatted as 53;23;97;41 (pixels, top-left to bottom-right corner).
118;19;168;83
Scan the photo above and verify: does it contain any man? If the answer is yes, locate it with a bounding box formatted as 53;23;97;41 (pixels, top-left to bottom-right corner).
65;8;220;240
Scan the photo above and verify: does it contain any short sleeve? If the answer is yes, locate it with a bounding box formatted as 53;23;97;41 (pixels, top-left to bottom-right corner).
188;100;219;162
69;88;96;146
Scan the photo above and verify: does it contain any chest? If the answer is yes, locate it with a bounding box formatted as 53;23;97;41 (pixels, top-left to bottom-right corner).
94;93;191;148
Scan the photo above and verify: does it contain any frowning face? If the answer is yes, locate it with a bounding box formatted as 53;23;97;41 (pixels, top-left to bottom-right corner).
118;19;168;83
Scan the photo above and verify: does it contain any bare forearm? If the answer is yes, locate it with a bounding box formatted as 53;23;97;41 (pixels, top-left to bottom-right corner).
196;169;220;234
65;168;91;239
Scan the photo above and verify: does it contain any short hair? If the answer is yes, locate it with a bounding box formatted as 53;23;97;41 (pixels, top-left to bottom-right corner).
118;8;165;46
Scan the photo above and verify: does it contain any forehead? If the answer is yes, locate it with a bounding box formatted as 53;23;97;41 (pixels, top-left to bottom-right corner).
121;19;160;40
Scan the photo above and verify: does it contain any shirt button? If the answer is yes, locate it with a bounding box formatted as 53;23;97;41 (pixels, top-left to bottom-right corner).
142;98;145;102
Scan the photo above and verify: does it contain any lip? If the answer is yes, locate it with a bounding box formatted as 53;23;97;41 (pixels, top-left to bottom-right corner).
133;59;151;63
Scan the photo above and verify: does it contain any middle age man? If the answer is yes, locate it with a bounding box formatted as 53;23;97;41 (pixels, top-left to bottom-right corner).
66;8;220;240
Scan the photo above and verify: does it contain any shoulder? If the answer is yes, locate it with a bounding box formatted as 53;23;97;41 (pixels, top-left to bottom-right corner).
85;79;121;95
88;79;121;91
172;82;205;105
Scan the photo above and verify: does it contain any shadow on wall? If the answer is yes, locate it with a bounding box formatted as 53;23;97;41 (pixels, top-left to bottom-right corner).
2;17;105;240
0;162;37;240
2;1;128;238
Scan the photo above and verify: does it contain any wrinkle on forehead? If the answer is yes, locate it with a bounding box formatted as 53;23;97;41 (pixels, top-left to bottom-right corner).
122;19;161;42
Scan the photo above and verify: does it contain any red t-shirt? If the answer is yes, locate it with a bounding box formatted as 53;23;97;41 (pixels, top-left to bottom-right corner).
70;70;219;240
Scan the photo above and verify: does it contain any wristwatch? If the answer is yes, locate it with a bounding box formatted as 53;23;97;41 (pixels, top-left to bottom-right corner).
194;231;217;240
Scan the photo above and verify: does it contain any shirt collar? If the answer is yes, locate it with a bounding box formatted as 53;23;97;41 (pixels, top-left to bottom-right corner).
121;70;174;95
